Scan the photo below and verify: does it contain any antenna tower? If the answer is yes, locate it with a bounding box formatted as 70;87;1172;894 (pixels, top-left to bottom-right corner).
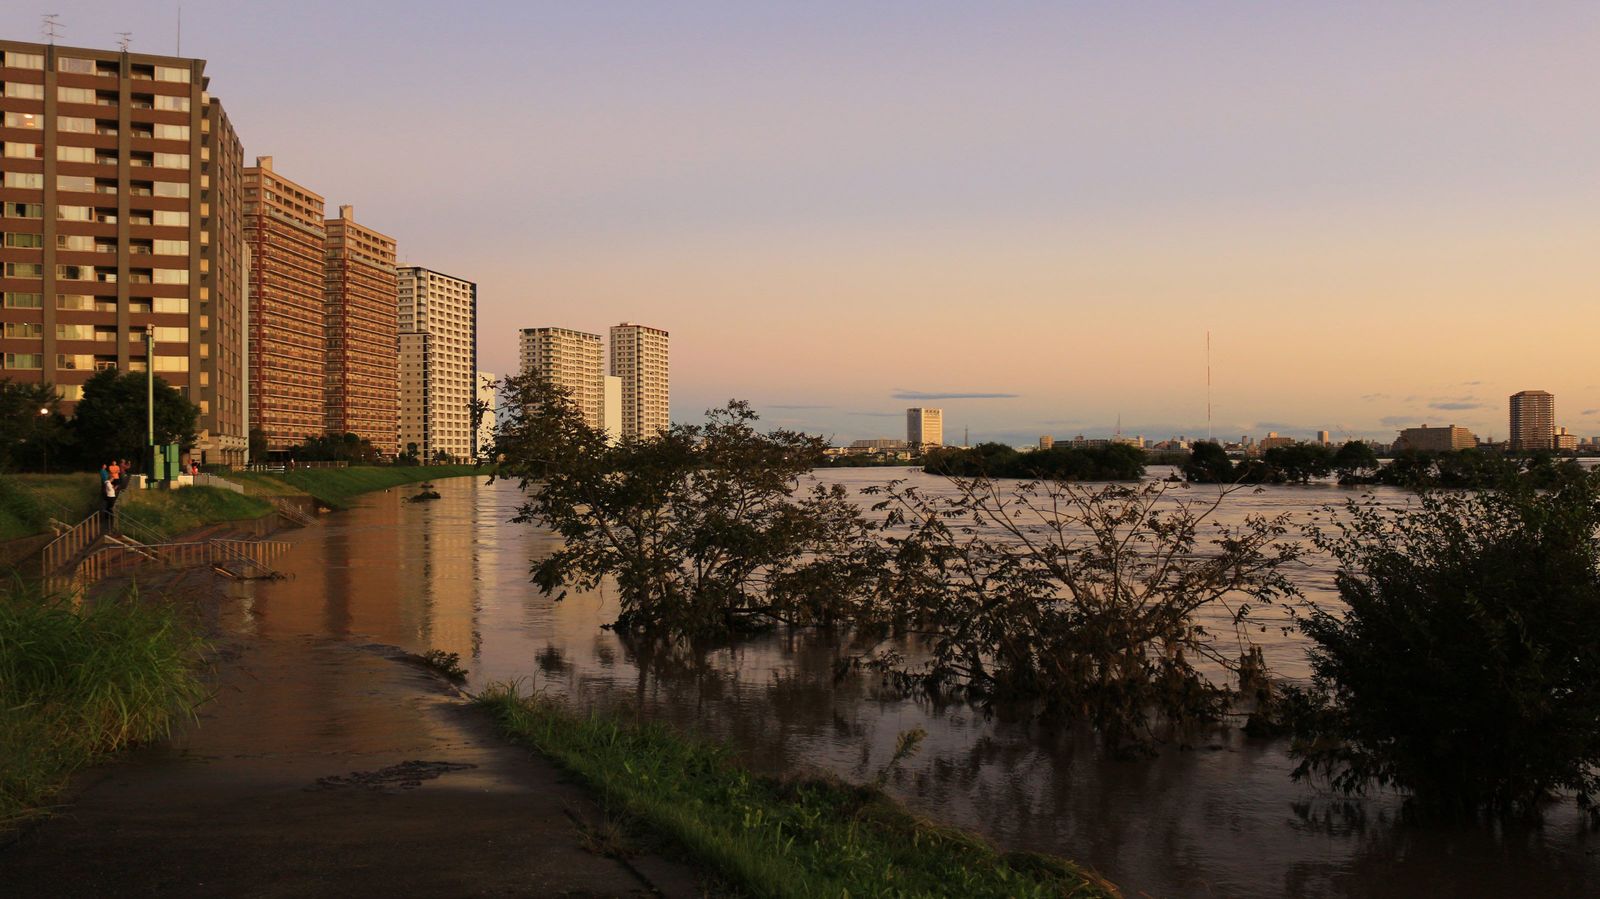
1206;330;1213;441
42;13;63;44
116;31;132;52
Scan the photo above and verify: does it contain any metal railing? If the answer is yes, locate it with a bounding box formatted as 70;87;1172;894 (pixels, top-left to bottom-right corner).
271;498;316;527
51;536;293;592
194;473;245;493
39;511;106;575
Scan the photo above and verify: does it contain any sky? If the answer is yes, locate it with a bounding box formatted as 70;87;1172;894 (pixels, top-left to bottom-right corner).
17;2;1600;444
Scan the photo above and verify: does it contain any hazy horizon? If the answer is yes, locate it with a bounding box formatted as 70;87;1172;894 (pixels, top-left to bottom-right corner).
19;2;1599;443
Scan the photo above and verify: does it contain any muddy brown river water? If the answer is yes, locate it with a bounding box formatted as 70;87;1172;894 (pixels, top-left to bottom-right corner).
228;471;1598;898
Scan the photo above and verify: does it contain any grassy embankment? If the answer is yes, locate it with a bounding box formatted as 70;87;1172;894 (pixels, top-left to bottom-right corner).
0;583;206;832
229;465;480;509
0;474;275;544
477;685;1118;899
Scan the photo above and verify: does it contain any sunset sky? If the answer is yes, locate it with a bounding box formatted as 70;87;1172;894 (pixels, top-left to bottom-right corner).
28;2;1600;444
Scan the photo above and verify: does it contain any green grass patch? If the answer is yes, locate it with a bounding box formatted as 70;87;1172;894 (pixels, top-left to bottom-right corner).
230;465;479;509
477;684;1117;898
118;486;276;542
0;474;101;542
0;583;207;832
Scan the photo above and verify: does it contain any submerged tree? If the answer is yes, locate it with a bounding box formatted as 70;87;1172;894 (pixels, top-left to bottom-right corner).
487;372;880;641
1288;478;1600;821
862;476;1301;751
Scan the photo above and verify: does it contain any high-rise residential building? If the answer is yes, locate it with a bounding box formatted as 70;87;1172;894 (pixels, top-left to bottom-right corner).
1509;390;1555;451
323;204;398;456
397;266;475;462
474;370;496;461
906;408;943;448
1316;430;1331;445
0;40;249;463
1039;436;1055;450
608;322;669;440
519;327;603;428
1395;424;1476;452
243;156;326;453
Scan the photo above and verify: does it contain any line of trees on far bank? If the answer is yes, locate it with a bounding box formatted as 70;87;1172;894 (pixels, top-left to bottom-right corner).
1182;439;1584;489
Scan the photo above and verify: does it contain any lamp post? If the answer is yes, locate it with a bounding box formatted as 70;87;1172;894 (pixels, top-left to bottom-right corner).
38;406;48;474
142;327;155;482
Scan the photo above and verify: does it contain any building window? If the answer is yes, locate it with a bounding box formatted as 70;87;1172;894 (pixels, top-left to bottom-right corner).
3;82;44;99
56;57;96;75
3;262;43;278
3;172;43;189
57;86;95;103
153;180;189;198
3;353;43;370
3;292;43;308
154;95;190;112
3;111;41;129
153;152;189;169
152;268;189;284
57;145;94;163
3;322;43;339
3;52;45;70
3;142;42;158
57;116;95;133
3;232;43;248
154;327;188;343
154;66;190;83
153;355;189;372
153;123;190;140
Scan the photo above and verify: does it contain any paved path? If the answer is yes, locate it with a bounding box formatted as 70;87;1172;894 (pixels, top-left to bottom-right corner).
0;629;704;898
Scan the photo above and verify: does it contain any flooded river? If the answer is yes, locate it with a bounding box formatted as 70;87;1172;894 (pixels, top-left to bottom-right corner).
228;471;1597;898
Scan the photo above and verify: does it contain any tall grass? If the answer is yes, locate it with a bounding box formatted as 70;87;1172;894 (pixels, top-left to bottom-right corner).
0;473;100;542
118;485;275;541
0;583;207;830
477;684;1117;898
231;465;479;509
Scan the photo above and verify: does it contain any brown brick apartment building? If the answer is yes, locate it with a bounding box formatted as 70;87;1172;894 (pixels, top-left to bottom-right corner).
324;205;398;456
243;156;326;452
0;39;249;464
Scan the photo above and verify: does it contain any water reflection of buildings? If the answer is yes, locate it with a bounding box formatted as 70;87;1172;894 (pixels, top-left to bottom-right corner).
408;482;483;661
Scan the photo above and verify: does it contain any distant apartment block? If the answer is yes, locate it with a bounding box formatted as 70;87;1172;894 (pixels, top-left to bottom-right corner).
1556;426;1578;452
0;40;249;463
906;408;943;448
609;322;669;440
1258;432;1294;452
519;327;603;428
1394;424;1476;452
323;205;398;456
475;370;496;461
244;156;326;453
1039;436;1055;450
1316;430;1331;445
1509;390;1555;451
397;266;476;462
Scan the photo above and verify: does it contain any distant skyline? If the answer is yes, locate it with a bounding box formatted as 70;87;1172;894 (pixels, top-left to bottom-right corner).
25;2;1600;443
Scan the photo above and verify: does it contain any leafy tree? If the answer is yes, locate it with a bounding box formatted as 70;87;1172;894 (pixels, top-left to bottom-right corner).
923;442;1144;480
248;427;269;462
1261;443;1335;484
397;442;421;466
1332;440;1379;480
1182;441;1234;483
1288;478;1600;821
288;433;381;464
0;379;69;472
490;372;880;641
864;477;1301;751
69;369;198;468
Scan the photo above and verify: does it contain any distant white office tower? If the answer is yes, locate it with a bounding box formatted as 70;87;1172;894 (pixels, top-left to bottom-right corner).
475;371;497;461
907;408;944;448
609;323;670;440
603;375;622;444
397;267;477;463
1316;430;1331;445
520;327;604;429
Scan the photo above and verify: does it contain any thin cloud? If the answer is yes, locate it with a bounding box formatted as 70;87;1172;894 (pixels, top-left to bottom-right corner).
1584;409;1600;417
767;404;830;409
1361;393;1390;402
1378;416;1415;427
1428;401;1487;411
892;389;1020;401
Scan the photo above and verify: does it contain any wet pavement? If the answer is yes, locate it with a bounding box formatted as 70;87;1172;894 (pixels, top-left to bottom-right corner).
0;616;703;897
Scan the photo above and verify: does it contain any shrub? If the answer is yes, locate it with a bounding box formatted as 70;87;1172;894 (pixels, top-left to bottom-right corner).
1289;478;1600;821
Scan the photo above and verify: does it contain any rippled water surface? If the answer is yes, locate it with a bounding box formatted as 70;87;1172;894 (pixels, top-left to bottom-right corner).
232;471;1598;898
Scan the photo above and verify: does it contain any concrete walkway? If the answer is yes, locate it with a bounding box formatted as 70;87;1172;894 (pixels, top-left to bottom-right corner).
0;629;705;898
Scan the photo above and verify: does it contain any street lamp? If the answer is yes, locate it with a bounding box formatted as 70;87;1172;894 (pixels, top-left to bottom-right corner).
37;407;48;474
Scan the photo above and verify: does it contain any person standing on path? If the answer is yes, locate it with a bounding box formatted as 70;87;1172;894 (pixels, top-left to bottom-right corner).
102;475;117;519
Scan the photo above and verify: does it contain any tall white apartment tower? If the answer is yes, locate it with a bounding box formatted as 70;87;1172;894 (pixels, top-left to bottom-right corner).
519;327;603;428
608;323;670;440
397;267;477;462
907;408;943;448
